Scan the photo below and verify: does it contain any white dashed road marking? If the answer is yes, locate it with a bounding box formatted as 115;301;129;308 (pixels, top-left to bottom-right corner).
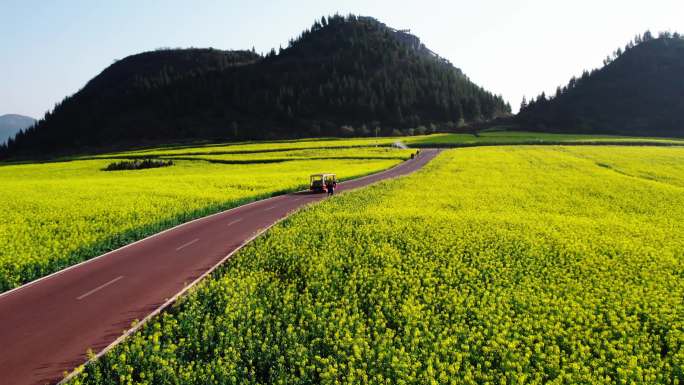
77;276;124;300
176;238;200;251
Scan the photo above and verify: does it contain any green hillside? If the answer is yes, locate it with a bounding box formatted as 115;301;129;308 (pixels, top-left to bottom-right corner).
518;33;684;137
1;15;509;158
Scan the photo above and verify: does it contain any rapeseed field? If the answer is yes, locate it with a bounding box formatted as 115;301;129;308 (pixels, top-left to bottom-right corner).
0;145;410;291
404;131;684;147
70;146;684;384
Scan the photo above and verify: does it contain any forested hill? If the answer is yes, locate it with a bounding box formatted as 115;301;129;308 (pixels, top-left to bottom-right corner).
517;32;684;137
1;15;510;158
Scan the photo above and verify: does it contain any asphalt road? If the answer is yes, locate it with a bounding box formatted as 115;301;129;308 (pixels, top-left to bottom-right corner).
0;149;440;385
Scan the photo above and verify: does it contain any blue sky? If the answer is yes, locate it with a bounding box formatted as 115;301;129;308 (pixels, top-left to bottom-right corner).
2;0;682;118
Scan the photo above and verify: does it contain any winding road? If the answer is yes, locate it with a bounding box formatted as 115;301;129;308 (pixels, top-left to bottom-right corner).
0;149;440;385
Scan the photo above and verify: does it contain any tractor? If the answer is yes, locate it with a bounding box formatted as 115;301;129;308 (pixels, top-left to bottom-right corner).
310;173;337;193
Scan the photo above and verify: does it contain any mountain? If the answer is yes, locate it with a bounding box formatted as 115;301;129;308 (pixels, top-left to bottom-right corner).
0;114;36;144
517;33;684;137
1;15;510;158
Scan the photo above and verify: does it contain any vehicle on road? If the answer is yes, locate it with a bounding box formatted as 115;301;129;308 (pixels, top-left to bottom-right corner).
310;173;337;193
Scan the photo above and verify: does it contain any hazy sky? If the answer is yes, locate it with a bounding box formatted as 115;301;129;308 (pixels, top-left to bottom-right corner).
2;0;683;118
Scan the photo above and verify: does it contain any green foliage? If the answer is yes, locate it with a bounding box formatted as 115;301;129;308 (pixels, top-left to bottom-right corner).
0;140;411;292
103;159;173;171
70;146;684;384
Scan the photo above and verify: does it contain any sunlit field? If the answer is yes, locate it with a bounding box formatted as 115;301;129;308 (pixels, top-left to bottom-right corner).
88;137;404;159
404;131;684;147
3;132;681;293
0;143;412;292
70;146;684;384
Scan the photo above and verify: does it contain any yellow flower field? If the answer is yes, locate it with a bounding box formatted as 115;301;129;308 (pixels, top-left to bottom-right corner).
70;145;684;384
0;144;411;291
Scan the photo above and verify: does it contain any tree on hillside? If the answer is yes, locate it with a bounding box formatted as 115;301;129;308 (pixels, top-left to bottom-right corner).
520;96;528;111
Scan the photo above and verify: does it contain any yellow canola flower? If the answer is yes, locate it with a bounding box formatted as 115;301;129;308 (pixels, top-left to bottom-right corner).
66;146;684;384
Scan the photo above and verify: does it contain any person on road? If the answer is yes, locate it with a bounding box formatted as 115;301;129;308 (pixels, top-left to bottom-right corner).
326;179;336;196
